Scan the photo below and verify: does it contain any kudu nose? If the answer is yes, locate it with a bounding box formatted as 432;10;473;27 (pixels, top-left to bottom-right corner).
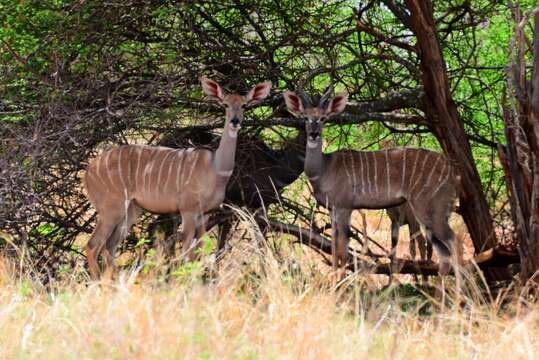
230;117;240;127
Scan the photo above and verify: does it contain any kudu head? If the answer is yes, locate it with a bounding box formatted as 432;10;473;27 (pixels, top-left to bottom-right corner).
201;77;272;138
283;87;348;148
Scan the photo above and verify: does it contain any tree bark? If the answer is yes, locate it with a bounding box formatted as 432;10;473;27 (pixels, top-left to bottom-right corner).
404;1;498;260
503;8;539;285
527;13;539;281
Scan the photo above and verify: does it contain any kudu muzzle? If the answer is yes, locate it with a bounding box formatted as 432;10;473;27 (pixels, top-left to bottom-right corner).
230;116;240;129
307;120;321;147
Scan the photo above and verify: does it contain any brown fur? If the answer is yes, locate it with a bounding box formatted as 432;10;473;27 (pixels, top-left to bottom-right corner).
284;90;458;285
84;78;271;279
387;203;433;262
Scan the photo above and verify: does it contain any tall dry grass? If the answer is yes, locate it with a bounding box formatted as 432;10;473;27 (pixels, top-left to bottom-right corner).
0;211;538;359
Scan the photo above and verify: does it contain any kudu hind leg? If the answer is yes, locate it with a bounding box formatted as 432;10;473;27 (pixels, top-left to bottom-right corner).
102;203;141;278
410;201;456;300
86;216;122;280
426;222;457;303
388;221;400;285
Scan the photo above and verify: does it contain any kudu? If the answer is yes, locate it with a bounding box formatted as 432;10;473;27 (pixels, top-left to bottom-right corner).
84;77;271;279
153;126;306;257
283;89;459;289
387;203;433;262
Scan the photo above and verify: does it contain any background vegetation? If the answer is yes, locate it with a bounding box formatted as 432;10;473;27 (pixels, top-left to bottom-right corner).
2;0;535;273
2;1;539;357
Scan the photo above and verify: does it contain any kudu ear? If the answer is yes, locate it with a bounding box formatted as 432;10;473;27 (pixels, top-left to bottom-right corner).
246;81;272;104
201;77;224;103
283;91;304;116
325;93;348;117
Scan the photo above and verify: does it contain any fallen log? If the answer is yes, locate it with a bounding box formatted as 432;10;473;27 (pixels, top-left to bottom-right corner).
266;219;440;275
266;218;521;277
472;246;520;268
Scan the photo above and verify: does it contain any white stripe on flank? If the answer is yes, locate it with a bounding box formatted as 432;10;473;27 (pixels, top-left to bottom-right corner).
104;149;121;193
350;152;357;192
180;150;191;185
96;151;109;189
410;151;432;193
408;150;421;191
154;149;164;188
437;162;447;182
358;152;364;195
417;155;442;199
366;152;372;194
102;149;111;187
126;146;133;194
143;150;156;195
401;149;407;193
373;152;379;194
156;149;174;193
179;148;194;185
431;165;449;199
93;156;107;188
385;150;390;199
164;150;176;192
175;149;185;193
124;189;129;230
343;153;353;188
134;146;143;192
118;146;126;192
184;151;199;185
141;148;148;193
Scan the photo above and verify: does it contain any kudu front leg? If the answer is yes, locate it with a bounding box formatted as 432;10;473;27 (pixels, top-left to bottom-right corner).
388;221;400;286
180;212;208;263
331;208;352;284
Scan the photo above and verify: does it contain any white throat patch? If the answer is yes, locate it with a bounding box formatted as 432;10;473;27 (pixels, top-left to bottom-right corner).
228;127;239;138
307;140;319;148
217;169;233;177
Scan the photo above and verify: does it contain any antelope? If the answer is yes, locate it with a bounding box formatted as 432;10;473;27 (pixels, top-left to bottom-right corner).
283;88;459;292
387;203;433;262
83;77;272;279
152;126;306;257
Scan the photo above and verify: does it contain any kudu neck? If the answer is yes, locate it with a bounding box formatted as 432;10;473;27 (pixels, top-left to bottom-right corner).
214;124;238;177
304;136;324;181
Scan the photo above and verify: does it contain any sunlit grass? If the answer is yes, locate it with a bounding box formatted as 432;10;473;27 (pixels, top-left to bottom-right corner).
0;212;537;359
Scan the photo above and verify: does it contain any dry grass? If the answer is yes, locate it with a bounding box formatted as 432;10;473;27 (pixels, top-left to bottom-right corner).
1;213;538;359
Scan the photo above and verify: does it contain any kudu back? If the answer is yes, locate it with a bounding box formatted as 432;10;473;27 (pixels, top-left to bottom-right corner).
283;88;458;284
84;77;271;279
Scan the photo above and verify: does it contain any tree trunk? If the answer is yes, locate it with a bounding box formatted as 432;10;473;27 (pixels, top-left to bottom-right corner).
502;7;539;285
527;13;539;282
404;1;498;259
